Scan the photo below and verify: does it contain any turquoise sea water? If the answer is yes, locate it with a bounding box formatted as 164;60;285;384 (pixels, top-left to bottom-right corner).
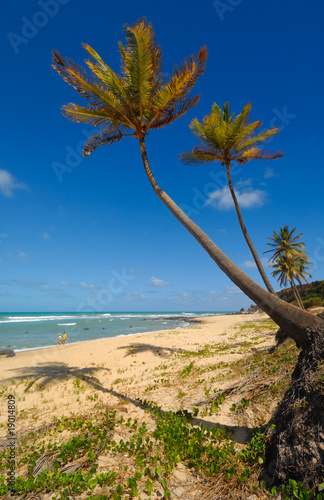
0;311;235;352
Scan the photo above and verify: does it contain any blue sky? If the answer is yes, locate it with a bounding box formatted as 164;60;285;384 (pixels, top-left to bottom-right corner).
1;0;323;312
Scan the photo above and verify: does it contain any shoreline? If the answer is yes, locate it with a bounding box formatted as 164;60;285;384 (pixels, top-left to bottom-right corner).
0;312;272;435
1;313;227;355
1;312;236;355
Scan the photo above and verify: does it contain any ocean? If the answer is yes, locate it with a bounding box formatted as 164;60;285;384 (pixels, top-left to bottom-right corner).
0;311;234;352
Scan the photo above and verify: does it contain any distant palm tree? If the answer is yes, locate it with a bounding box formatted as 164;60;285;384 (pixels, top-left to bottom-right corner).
265;226;313;309
52;18;323;349
266;225;306;260
179;101;283;294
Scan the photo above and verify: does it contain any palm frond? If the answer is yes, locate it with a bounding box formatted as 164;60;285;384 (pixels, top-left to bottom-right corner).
83;126;127;157
61;103;129;128
52;50;134;129
236;147;284;164
151;94;200;129
148;46;207;129
179;146;223;166
83;43;139;126
120;18;162;120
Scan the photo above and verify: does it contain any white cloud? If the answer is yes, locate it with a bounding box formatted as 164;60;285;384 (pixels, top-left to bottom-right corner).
225;285;243;295
79;281;95;289
124;292;147;302
60;280;71;287
150;276;170;287
0;169;28;197
206;186;266;210
18;251;28;262
241;260;256;269
261;257;270;268
42;232;50;239
235;178;253;188
264;167;279;179
241;257;270;269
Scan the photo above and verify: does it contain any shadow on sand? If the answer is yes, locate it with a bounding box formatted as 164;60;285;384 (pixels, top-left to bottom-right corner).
117;342;188;358
2;363;110;393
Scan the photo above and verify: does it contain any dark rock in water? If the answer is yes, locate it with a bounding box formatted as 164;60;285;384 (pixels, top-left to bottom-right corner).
0;349;15;358
7;345;11;347
84;328;89;330
129;326;132;328
141;316;200;324
163;316;201;324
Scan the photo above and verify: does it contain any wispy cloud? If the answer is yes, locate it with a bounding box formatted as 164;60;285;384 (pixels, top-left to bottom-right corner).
0;169;29;197
241;258;270;269
60;280;71;287
10;278;71;298
12;279;45;288
264;167;279;179
150;276;170;287
206;185;266;210
18;251;28;262
41;232;50;239
79;281;95;289
240;260;257;269
124;292;147;302
225;285;243;295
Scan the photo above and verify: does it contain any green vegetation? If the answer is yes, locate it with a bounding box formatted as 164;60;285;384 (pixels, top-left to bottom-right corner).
1;398;323;499
277;280;324;309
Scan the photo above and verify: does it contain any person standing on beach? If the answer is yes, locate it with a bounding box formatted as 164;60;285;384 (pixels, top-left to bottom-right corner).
62;332;67;345
57;333;62;346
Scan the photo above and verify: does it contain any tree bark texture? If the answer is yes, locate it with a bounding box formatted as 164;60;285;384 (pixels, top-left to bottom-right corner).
261;334;324;489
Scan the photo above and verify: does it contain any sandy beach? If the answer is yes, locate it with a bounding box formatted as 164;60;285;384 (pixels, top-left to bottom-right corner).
0;312;277;436
1;312;292;498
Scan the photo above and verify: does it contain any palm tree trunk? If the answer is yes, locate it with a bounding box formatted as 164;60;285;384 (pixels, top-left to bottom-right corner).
225;163;276;294
295;282;305;310
139;137;323;349
291;280;305;309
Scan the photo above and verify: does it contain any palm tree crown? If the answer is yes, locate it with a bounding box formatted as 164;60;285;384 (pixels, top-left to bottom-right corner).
270;253;313;288
265;225;307;260
266;226;313;309
52;18;207;156
179;101;283;166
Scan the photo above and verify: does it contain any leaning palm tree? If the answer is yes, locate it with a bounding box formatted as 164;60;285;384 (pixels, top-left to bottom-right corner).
266;226;313;309
179;101;282;294
52;20;324;487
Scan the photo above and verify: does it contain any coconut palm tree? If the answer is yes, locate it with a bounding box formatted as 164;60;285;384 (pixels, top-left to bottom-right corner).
52;18;323;348
52;18;324;489
266;226;313;309
265;225;307;260
179;101;282;294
